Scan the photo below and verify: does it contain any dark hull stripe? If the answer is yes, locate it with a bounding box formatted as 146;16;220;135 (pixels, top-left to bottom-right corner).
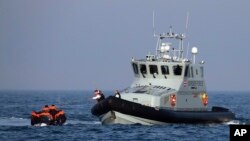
91;96;235;123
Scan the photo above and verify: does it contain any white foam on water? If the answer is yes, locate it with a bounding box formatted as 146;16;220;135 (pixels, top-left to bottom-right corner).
224;120;241;125
0;117;30;126
65;120;101;125
32;123;48;127
40;123;47;127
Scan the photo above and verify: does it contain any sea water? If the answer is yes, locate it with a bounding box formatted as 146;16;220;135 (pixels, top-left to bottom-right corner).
0;90;249;141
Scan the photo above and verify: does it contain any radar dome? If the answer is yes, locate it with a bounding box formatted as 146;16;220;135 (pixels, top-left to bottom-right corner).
192;47;198;54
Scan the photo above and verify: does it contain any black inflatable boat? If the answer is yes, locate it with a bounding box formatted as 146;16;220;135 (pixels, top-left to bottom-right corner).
91;96;235;124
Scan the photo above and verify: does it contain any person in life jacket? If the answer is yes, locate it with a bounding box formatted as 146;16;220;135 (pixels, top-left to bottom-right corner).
49;105;57;111
54;110;66;125
92;89;105;102
39;111;53;120
31;111;40;118
42;105;50;112
39;105;53;124
48;105;58;120
114;90;121;98
31;111;40;125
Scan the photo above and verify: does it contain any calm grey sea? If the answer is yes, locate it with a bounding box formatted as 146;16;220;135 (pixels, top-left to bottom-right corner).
0;90;249;141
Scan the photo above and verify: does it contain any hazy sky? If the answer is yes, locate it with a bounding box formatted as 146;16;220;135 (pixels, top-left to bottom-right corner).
0;0;250;91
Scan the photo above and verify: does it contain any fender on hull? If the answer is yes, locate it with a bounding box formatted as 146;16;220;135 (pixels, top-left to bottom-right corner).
91;96;235;124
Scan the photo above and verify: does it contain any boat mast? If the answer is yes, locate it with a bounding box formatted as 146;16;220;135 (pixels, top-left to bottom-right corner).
152;12;186;61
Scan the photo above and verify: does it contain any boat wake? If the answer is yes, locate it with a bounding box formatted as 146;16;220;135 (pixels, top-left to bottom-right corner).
224;120;241;125
224;117;250;125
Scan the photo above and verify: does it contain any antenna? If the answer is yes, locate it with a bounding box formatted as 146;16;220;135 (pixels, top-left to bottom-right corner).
153;11;156;37
185;12;189;31
185;12;190;59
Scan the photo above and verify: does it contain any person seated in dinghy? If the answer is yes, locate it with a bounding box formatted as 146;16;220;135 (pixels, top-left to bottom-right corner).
114;90;121;98
48;104;58;119
38;105;54;125
92;89;105;102
54;110;67;125
31;111;41;125
31;105;66;126
31;106;52;126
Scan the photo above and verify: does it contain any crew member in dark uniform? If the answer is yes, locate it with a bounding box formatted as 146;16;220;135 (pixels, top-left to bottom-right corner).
92;89;105;102
114;90;121;98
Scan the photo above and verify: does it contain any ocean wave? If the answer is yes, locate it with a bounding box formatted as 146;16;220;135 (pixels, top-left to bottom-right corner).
0;117;30;126
65;120;101;125
0;116;101;127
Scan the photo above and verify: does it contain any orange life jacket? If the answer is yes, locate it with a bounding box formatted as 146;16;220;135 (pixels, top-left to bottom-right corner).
49;105;57;111
42;107;50;112
39;112;53;119
55;110;65;119
31;111;39;118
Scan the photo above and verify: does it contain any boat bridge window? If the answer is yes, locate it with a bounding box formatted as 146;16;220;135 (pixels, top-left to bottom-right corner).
149;65;158;78
149;65;158;74
161;65;169;75
200;67;204;78
173;65;182;76
140;64;147;75
184;65;190;77
191;67;194;78
132;63;139;74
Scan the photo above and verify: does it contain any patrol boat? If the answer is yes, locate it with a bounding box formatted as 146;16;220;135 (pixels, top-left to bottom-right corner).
91;21;235;125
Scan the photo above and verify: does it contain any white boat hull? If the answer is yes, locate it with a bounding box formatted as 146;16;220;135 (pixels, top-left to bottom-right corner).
100;111;167;125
